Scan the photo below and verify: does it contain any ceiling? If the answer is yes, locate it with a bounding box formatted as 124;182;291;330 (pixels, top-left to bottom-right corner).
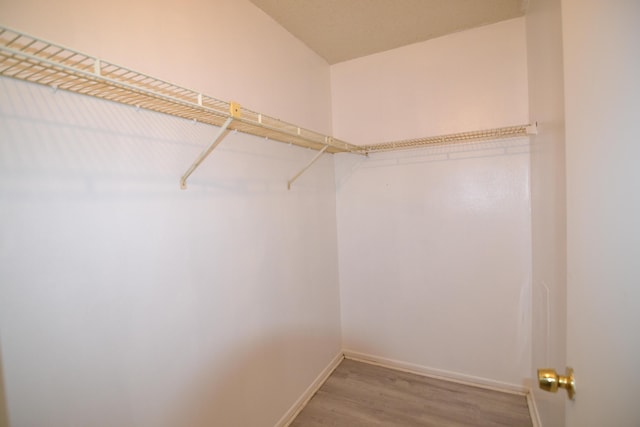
249;0;527;64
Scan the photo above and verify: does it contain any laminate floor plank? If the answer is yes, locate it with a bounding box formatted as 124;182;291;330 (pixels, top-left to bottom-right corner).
290;359;533;427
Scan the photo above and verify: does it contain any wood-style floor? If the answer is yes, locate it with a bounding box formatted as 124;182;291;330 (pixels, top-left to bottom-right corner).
290;359;533;427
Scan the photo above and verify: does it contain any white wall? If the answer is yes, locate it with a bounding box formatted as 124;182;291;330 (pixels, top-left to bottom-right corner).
525;0;567;424
330;18;529;144
332;18;532;387
0;1;341;426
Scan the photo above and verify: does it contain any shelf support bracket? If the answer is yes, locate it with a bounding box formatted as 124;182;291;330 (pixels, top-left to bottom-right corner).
180;116;234;190
287;144;329;190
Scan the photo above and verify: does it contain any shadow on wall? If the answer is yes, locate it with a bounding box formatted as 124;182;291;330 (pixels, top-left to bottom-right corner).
0;344;9;427
0;77;331;197
335;137;530;189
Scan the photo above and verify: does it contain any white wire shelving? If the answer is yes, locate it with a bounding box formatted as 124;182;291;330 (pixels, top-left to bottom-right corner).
0;25;535;188
362;124;534;153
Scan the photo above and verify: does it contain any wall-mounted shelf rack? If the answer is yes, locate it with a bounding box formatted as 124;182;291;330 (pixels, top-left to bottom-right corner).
0;25;535;189
362;124;535;153
0;26;363;188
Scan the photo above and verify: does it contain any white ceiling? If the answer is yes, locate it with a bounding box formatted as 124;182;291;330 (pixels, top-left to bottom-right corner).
249;0;527;64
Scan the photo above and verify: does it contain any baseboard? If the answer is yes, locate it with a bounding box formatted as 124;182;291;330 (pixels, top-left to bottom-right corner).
276;349;539;426
274;350;344;427
342;349;528;396
527;389;542;427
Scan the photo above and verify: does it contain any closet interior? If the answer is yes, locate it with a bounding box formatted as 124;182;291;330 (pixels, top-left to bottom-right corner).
0;10;539;427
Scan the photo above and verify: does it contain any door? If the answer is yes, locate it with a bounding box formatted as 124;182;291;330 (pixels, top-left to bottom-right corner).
562;1;640;425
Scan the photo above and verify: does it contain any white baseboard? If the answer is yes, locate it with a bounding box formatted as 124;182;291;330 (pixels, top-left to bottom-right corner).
274;351;344;427
527;390;542;427
342;349;528;395
276;349;539;426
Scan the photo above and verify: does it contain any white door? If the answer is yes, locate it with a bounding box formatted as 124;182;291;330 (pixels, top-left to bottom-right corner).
562;1;640;425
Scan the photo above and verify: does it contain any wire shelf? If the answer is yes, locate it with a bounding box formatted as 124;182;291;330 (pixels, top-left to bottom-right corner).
0;26;359;154
362;124;531;153
0;25;534;162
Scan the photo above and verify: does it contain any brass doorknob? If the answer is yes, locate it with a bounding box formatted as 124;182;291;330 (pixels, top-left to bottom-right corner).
537;367;576;400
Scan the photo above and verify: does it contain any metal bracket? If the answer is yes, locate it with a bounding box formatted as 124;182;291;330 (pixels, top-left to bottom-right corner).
180;116;234;189
287;144;329;190
229;101;242;118
526;122;538;135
